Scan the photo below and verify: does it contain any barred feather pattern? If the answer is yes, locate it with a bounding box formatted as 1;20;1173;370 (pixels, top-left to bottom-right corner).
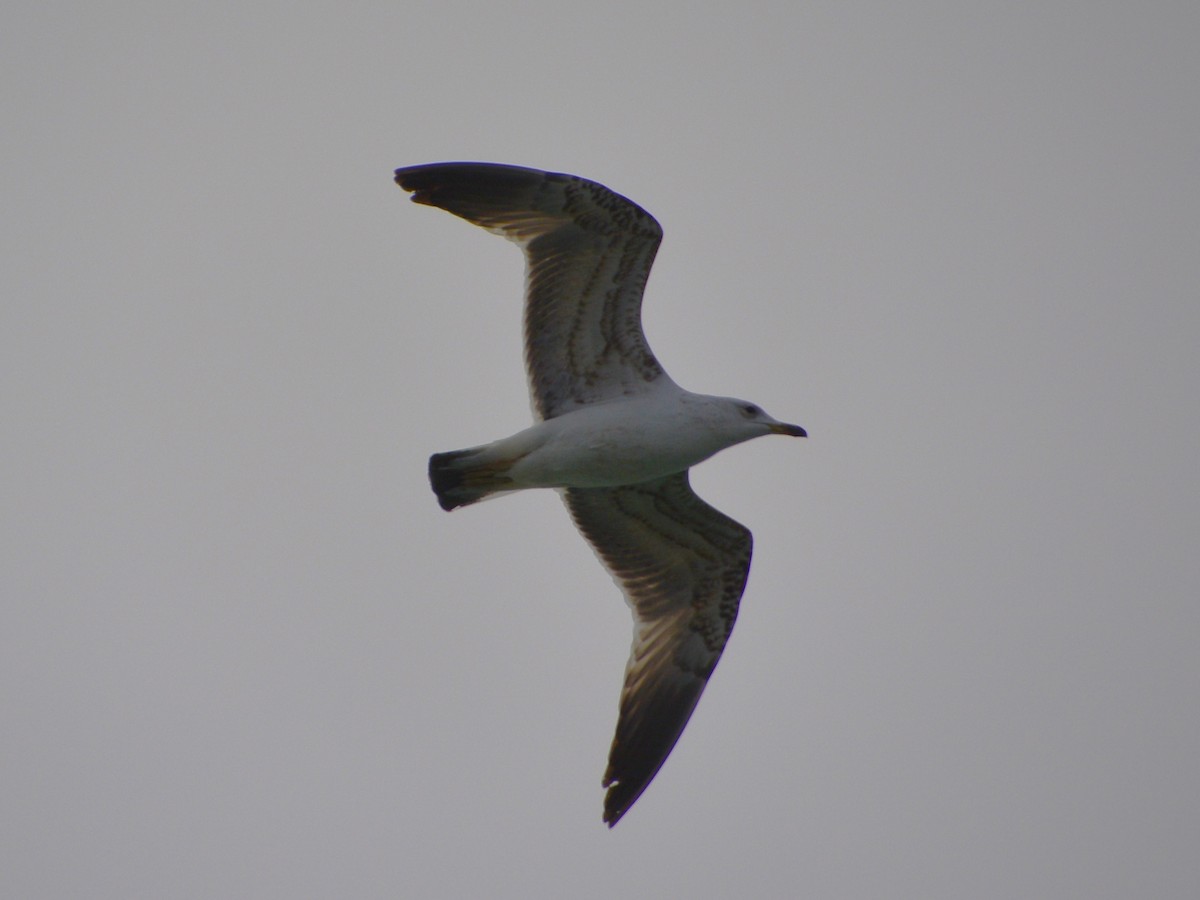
563;472;752;826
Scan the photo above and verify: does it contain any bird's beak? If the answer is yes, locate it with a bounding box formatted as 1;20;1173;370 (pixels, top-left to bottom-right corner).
769;422;807;438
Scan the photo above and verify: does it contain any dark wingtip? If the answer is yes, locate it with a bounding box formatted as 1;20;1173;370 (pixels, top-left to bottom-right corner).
394;162;551;203
394;165;441;205
602;797;627;828
601;771;651;828
603;804;628;828
393;166;414;189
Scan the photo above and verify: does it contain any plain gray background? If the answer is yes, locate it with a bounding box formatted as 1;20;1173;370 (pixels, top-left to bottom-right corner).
4;2;1198;897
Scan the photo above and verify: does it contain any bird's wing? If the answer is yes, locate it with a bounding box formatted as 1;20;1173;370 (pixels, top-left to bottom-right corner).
395;162;671;419
563;471;752;826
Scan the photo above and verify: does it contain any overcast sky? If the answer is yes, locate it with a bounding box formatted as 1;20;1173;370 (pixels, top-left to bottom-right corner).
4;3;1198;898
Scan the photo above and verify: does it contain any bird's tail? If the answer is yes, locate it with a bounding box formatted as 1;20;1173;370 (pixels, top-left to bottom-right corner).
428;447;516;511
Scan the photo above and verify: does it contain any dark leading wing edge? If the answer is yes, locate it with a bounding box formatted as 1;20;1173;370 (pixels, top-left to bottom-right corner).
563;472;753;826
395;163;671;419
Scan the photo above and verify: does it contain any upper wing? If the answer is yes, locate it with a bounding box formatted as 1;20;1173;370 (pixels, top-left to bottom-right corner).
395;162;672;419
563;472;753;826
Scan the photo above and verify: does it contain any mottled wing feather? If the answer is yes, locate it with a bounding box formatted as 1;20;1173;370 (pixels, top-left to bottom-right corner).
563;472;753;826
394;163;669;419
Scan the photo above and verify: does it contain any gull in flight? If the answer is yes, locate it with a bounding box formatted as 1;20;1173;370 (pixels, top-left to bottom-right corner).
394;163;806;826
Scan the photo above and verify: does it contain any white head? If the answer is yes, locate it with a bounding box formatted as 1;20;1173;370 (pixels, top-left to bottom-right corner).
710;396;807;445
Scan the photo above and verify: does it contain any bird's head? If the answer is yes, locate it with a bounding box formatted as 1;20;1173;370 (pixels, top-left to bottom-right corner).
716;397;807;442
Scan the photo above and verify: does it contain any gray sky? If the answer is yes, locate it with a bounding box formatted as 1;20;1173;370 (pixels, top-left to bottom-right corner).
4;2;1198;897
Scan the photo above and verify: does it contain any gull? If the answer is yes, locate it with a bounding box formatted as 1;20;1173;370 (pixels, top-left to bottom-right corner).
394;162;806;826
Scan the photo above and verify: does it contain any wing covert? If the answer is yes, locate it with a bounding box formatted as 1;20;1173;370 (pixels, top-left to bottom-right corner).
395;162;670;418
563;472;753;826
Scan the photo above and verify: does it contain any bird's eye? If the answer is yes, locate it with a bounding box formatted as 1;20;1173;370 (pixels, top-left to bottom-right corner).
741;404;760;417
